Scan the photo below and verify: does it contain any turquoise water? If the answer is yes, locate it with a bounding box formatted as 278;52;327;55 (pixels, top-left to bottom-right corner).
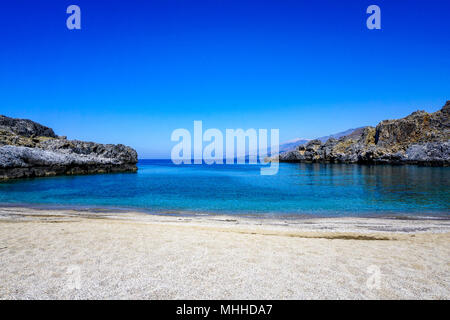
0;160;449;218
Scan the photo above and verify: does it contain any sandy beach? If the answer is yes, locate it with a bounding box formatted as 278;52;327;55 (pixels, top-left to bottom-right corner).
0;206;449;299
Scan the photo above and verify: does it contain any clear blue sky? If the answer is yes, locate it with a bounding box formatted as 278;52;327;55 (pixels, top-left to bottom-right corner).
1;0;449;158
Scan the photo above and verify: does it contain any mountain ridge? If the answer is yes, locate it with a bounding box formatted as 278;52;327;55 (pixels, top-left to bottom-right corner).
276;127;364;154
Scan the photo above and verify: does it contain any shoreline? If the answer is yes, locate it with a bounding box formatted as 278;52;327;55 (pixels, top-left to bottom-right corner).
2;205;450;238
0;202;449;222
2;205;450;237
1;206;449;299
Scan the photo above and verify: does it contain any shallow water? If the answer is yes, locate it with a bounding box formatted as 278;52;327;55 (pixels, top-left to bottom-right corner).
0;160;449;218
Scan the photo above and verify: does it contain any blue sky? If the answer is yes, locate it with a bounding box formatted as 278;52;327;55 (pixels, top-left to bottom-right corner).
1;0;449;158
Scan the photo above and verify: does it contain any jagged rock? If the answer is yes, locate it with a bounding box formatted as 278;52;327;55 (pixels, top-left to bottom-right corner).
0;116;138;181
278;101;450;166
405;142;449;165
0;115;57;138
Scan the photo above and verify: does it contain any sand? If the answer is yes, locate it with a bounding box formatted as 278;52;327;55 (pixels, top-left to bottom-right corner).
0;206;449;299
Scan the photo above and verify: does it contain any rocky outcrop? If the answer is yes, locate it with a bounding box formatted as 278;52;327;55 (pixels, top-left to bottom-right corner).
278;101;450;166
0;115;57;138
0;116;138;181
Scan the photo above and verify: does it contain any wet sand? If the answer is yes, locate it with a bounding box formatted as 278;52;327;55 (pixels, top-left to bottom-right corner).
0;206;449;299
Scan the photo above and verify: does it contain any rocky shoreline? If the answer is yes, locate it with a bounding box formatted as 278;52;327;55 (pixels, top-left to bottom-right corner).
278;101;450;166
0;116;138;181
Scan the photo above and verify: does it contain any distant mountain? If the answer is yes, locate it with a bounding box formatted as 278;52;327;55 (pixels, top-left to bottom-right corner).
316;127;364;143
276;138;310;153
274;128;363;154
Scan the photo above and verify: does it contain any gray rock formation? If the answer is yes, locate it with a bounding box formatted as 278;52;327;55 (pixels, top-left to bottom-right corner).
0;116;138;180
0;115;57;138
278;101;450;166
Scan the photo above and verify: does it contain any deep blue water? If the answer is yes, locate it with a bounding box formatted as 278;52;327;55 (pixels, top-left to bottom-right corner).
0;160;449;218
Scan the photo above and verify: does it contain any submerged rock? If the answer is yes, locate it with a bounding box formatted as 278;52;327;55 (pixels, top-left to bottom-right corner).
0;116;138;181
278;101;450;166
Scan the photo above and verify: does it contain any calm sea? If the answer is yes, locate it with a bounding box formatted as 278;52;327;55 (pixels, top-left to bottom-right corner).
0;159;449;218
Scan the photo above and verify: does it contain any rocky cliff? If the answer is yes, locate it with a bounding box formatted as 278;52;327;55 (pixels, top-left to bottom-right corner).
0;116;138;180
278;101;450;166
